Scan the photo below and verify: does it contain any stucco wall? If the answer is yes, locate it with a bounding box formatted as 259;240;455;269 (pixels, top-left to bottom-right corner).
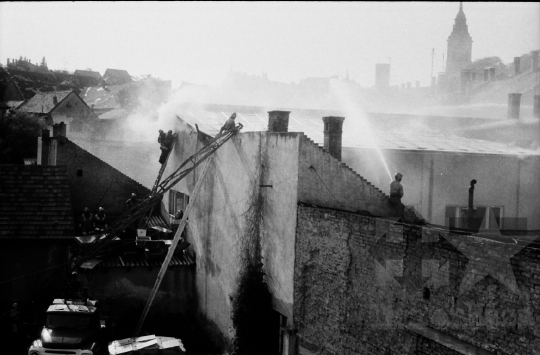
294;205;539;355
166;128;300;351
342;147;540;229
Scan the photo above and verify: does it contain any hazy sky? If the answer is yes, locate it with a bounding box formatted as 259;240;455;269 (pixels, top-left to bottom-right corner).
0;2;538;88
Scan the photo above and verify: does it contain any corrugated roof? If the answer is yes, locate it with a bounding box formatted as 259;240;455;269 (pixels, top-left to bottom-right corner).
96;252;194;268
144;215;169;229
175;103;540;156
0;165;75;239
19;90;72;114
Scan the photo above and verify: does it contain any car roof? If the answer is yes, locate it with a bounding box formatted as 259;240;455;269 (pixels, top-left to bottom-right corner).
47;299;97;314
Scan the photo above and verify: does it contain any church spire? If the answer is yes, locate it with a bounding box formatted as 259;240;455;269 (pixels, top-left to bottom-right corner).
452;2;469;36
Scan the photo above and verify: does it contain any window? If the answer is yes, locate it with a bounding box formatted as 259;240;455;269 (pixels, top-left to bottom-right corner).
445;205;503;230
169;190;189;222
271;311;288;355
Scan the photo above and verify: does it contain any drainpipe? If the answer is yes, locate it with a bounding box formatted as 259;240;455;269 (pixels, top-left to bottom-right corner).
467;179;477;230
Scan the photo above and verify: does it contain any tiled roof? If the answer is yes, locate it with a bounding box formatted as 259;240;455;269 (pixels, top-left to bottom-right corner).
175;103;540;156
6;100;25;109
0;165;75;239
74;70;102;79
18;90;72;114
103;69;132;84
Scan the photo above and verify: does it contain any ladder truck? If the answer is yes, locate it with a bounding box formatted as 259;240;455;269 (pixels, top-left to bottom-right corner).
70;122;243;271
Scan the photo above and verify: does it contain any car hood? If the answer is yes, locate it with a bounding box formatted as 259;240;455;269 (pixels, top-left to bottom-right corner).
42;327;97;349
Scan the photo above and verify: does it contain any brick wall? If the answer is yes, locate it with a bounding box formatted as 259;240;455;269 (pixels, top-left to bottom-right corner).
54;137;150;223
294;205;540;355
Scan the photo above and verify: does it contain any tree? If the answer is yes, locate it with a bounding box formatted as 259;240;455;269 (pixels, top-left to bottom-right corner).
0;110;46;164
467;56;511;77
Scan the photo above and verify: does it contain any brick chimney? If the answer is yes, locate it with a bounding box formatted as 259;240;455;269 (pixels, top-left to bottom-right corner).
322;116;345;161
53;95;58;106
514;57;521;75
59;122;67;136
268;111;290;132
532;51;539;72
52;122;67;137
534;95;540;119
38;129;50;165
507;93;522;120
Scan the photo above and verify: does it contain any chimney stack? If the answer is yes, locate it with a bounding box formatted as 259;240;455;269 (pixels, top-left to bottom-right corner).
38;129;50;165
59;122;67;137
322;116;345;161
483;68;489;82
53;96;58;106
507;93;522;120
489;67;496;81
533;95;540;119
52;124;60;137
514;57;521;75
415;81;420;89
532;51;539;72
267;111;290;132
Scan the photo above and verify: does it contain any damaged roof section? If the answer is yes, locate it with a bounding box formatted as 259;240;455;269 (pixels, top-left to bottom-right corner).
0;165;75;239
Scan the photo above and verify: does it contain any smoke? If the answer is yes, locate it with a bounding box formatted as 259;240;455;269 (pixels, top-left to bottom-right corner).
122;80;204;142
328;78;394;182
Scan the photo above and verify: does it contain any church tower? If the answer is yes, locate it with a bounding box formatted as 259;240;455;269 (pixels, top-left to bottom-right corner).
445;2;473;91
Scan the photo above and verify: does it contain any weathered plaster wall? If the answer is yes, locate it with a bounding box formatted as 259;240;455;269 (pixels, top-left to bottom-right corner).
298;135;394;217
166;129;300;351
294;205;540;355
342;147;540;229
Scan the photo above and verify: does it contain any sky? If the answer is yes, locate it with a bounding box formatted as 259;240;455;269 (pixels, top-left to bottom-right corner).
0;2;538;88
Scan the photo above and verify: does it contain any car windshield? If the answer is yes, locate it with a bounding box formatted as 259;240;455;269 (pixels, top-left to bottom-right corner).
46;313;95;329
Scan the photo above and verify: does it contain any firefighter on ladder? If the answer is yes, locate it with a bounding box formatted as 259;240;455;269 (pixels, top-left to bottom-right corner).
158;130;178;164
219;113;236;134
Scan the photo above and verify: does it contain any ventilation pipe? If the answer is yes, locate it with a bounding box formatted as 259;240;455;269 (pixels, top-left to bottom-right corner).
507;93;522;120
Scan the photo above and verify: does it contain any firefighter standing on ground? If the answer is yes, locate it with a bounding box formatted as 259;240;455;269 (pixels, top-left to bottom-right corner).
390;173;404;217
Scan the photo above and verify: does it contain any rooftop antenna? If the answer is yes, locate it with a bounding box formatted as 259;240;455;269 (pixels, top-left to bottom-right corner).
442;53;445;72
431;48;435;78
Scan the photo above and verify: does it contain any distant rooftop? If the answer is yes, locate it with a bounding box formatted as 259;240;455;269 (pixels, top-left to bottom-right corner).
175;103;540;157
19;90;72;114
